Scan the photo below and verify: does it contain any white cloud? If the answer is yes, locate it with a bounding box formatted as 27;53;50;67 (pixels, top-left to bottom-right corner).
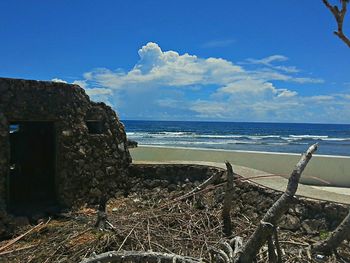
51;78;67;83
244;55;302;74
85;88;113;96
72;80;87;88
217;79;277;94
307;95;334;102
190;100;228;118
78;42;322;94
276;89;298;98
292;77;324;84
77;42;244;90
273;65;299;73
246;55;288;65
62;42;349;123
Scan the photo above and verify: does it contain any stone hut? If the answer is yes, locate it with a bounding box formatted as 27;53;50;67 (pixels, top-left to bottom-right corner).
0;77;131;215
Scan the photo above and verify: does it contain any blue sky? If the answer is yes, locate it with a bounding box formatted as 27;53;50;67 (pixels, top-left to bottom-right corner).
1;0;349;123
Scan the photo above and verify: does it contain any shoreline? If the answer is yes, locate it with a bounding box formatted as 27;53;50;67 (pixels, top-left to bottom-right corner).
137;144;350;159
130;145;350;188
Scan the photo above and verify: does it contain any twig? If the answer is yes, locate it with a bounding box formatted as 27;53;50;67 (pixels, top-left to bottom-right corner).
0;221;44;252
0;244;36;256
117;221;142;252
147;219;152;251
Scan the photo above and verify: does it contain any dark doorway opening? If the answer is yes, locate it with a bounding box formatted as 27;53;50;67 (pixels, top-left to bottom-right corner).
8;121;57;215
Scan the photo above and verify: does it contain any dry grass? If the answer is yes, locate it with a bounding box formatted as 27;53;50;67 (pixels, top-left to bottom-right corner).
0;185;349;263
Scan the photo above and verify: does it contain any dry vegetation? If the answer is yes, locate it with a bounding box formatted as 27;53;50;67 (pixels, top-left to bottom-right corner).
0;181;349;263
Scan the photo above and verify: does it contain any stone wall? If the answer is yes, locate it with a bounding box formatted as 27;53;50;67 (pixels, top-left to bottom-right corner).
0;77;131;208
128;163;349;234
0;113;9;210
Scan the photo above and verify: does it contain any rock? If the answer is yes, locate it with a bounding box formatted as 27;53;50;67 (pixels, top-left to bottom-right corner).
280;214;301;231
13;216;30;227
106;166;115;176
127;139;138;148
302;219;326;235
118;142;125;151
167;184;177;192
295;204;306;216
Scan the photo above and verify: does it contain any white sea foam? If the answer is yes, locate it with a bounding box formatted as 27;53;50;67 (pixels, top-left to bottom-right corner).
127;131;350;143
289;135;329;139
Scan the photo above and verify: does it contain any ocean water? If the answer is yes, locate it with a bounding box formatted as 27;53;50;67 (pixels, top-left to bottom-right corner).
123;120;350;156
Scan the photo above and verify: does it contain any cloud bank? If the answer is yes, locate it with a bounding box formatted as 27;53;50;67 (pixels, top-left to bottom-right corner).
66;42;349;123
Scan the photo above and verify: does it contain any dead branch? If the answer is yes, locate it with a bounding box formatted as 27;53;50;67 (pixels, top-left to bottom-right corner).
0;244;36;256
312;211;350;255
79;250;203;263
186;168;223;196
267;235;277;263
222;161;236;237
0;221;44;253
95;195;108;230
210;238;244;263
273;228;282;263
322;0;350;47
237;144;318;263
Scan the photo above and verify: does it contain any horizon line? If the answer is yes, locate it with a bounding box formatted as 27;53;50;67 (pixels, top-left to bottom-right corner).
121;119;350;126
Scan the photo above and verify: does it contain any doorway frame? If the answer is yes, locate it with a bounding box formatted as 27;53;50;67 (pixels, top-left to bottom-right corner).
6;120;58;210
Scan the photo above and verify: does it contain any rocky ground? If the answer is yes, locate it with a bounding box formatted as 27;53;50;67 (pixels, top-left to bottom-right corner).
0;182;349;263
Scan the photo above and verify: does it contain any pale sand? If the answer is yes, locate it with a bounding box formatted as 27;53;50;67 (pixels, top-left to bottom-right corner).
130;146;350;204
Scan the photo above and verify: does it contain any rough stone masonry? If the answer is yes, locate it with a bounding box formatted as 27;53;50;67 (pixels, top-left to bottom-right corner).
0;77;132;214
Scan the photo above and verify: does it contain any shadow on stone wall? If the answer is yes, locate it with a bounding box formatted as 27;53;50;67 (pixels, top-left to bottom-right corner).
128;163;349;236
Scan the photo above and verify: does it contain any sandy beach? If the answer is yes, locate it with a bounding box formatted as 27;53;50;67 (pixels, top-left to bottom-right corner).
130;145;350;188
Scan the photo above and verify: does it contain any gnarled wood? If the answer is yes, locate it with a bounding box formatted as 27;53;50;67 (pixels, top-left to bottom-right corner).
79;250;203;263
237;144;318;263
322;0;350;47
222;161;236;237
95;195;108;230
312;211;350;255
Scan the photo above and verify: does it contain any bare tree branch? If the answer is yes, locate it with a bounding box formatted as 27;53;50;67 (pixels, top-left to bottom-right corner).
80;250;203;263
312;211;350;255
222;161;236;237
267;236;277;263
95;195;108;230
273;228;283;263
237;144;318;263
186;168;223;197
322;0;350;47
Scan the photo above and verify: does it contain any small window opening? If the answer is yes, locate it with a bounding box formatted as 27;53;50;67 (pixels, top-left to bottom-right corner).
86;120;104;134
9;124;20;134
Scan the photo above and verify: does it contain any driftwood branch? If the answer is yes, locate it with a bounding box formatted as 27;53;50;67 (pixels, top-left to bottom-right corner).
267;236;277;263
222;161;236;237
79;250;202;263
322;0;350;47
312;211;350;255
237;144;318;263
210;237;243;263
273;228;282;263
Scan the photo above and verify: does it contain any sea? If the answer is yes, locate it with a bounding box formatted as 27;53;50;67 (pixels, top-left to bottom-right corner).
123;120;350;157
